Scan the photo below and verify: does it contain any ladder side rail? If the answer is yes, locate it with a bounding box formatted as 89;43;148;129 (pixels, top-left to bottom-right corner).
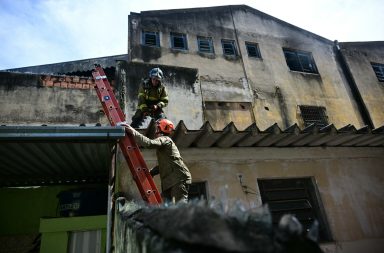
92;67;162;204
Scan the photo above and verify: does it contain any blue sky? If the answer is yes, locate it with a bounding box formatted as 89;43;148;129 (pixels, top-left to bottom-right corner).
0;0;383;69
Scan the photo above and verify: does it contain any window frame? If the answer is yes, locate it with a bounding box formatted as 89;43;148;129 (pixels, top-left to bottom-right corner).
283;48;318;74
245;42;262;58
142;31;160;47
197;36;214;54
258;177;332;242
170;32;188;50
371;62;384;82
221;39;237;56
299;105;329;128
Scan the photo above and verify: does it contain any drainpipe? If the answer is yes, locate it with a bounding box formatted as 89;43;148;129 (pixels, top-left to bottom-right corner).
333;40;374;129
229;6;257;125
106;146;117;253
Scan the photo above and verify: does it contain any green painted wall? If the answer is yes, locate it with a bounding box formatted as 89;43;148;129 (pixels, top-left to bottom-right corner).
0;184;105;235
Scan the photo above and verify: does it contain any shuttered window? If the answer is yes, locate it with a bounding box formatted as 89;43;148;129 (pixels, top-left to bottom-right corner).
371;62;384;82
258;177;332;242
197;36;214;53
142;31;160;47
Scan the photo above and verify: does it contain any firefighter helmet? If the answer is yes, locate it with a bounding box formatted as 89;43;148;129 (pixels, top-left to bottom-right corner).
149;67;164;80
156;119;174;134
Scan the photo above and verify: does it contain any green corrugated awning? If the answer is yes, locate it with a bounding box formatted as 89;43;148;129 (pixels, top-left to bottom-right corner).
0;126;125;187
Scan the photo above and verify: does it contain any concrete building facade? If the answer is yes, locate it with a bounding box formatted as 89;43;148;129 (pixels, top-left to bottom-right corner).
0;4;383;253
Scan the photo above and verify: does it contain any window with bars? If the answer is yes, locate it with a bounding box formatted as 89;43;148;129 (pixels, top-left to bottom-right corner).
283;48;318;74
221;39;237;56
299;105;328;128
245;42;261;58
142;31;160;47
371;62;384;82
258;177;332;242
197;36;214;53
188;181;208;201
171;32;188;50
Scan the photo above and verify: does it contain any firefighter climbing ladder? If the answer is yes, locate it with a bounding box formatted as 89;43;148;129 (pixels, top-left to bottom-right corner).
92;65;162;205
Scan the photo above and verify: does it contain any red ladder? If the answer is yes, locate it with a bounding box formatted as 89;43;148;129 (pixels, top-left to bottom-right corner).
92;65;162;205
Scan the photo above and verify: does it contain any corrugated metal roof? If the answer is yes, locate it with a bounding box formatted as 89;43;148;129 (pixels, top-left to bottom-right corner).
0;126;125;187
140;120;384;148
1;121;383;187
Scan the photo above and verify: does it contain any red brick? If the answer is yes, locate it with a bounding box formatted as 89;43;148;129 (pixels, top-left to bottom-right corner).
68;83;76;88
79;79;86;84
53;82;61;87
65;76;72;82
61;82;68;88
82;84;90;89
72;76;80;83
75;83;83;89
45;80;54;87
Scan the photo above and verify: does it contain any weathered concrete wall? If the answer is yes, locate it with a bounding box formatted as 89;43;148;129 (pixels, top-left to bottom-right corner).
116;61;203;129
128;6;367;130
139;146;384;253
0;71;107;125
339;42;384;128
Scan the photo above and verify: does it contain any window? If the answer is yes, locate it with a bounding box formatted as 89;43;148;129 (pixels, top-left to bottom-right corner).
371;62;384;82
142;31;160;47
221;40;237;56
299;105;328;128
245;42;261;58
283;48;318;74
197;36;214;53
188;181;208;201
258;178;332;242
171;32;188;50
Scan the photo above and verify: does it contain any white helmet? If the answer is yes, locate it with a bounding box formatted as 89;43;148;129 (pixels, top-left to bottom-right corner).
149;67;164;80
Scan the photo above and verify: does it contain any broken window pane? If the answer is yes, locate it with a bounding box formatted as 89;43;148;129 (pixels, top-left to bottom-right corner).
222;40;237;56
245;42;261;58
283;48;318;74
171;32;188;50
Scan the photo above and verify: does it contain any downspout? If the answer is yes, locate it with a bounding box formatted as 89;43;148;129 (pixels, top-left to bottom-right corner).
333;40;374;129
229;6;257;124
106;145;117;253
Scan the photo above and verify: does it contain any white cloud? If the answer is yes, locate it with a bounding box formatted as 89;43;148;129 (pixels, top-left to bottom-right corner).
0;0;383;69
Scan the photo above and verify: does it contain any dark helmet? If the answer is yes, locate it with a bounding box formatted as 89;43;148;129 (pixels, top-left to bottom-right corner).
149;67;164;80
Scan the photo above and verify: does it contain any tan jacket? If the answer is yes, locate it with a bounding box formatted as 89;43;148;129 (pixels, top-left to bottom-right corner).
130;129;192;191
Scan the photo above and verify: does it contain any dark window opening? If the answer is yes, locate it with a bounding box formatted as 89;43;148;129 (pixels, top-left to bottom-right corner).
371;62;384;82
245;42;261;58
171;32;188;50
188;181;207;201
142;31;160;47
222;40;237;56
283;48;318;74
258;178;332;242
198;36;214;53
299;105;328;128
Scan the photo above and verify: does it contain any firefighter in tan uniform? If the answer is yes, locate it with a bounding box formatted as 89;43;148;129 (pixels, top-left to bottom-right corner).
122;119;192;203
130;67;169;128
